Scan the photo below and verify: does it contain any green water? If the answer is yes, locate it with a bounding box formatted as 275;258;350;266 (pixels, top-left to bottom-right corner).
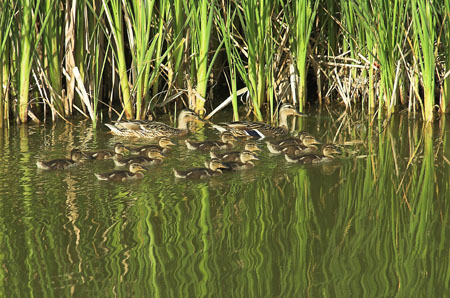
0;111;449;297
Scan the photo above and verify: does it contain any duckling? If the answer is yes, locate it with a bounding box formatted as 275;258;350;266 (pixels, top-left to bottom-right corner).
173;159;227;179
284;144;343;164
210;142;261;162
36;149;85;170
127;137;175;155
266;132;320;154
106;109;202;138
185;132;236;151
113;149;165;167
219;151;259;171
82;143;128;160
211;103;306;138
95;163;147;182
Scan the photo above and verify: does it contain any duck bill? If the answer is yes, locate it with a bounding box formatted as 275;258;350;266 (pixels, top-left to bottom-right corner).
293;111;308;117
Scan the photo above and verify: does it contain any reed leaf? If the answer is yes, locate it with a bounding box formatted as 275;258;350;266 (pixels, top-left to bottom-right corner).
184;0;217;115
285;0;319;112
102;0;134;119
411;0;436;122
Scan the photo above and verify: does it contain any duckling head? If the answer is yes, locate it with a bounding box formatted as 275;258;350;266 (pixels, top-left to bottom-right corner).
146;149;165;159
159;137;175;148
244;142;260;152
279;103;307;117
129;163;147;173
322;144;343;157
208;158;228;171
302;135;321;146
240;151;259;163
114;143;128;154
70;149;85;162
220;132;237;144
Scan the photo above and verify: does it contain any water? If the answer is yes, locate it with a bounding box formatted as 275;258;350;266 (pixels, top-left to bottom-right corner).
0;110;449;297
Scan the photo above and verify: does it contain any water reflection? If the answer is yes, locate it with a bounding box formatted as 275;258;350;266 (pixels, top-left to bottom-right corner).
0;114;448;296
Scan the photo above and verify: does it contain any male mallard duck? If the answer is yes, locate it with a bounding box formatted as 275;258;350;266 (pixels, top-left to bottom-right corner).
214;151;259;171
105;109;201;138
127;137;175;155
173;159;227;179
284;144;343;164
185;132;236;151
95;163;147;181
210;142;261;161
36;149;85;170
113;149;165;167
211;103;306;139
266;131;320;154
82;143;128;160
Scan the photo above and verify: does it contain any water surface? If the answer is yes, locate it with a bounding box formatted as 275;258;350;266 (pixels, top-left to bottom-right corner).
0;110;449;297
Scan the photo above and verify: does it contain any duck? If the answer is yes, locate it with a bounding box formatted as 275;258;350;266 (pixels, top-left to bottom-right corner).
113;149;165;167
266;131;321;154
82;143;128;160
185;132;236;151
284;144;343;164
95;163;147;182
127;137;175;155
215;151;259;171
210;142;261;162
105;109;201;138
36;149;85;170
211;103;306;139
173;159;227;179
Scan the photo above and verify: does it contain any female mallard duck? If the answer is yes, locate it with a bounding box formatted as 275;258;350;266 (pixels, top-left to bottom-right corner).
113;149;165;167
105;109;201;138
127;137;175;155
95;163;147;181
210;142;261;161
36;149;85;170
185;132;236;151
82;143;128;160
215;151;259;171
266;131;320;154
284;144;342;164
173;159;227;179
211;103;306;139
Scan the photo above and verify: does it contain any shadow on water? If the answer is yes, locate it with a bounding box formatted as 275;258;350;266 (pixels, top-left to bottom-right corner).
0;111;449;296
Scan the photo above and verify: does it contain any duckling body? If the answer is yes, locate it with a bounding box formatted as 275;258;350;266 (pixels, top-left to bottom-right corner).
284;144;342;164
106;110;201;138
128;137;175;155
95;163;147;182
185;133;236;151
267;143;318;155
266;132;321;154
211;104;305;138
113;150;164;167
173;159;226;179
217;151;259;171
36;149;84;170
83;143;128;160
210;142;261;162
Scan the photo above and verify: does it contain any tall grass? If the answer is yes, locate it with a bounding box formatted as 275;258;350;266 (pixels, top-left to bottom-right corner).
17;0;34;123
411;0;436;122
185;0;217;115
0;1;15;127
441;1;450;114
285;0;319;112
2;0;450;125
102;0;134;119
